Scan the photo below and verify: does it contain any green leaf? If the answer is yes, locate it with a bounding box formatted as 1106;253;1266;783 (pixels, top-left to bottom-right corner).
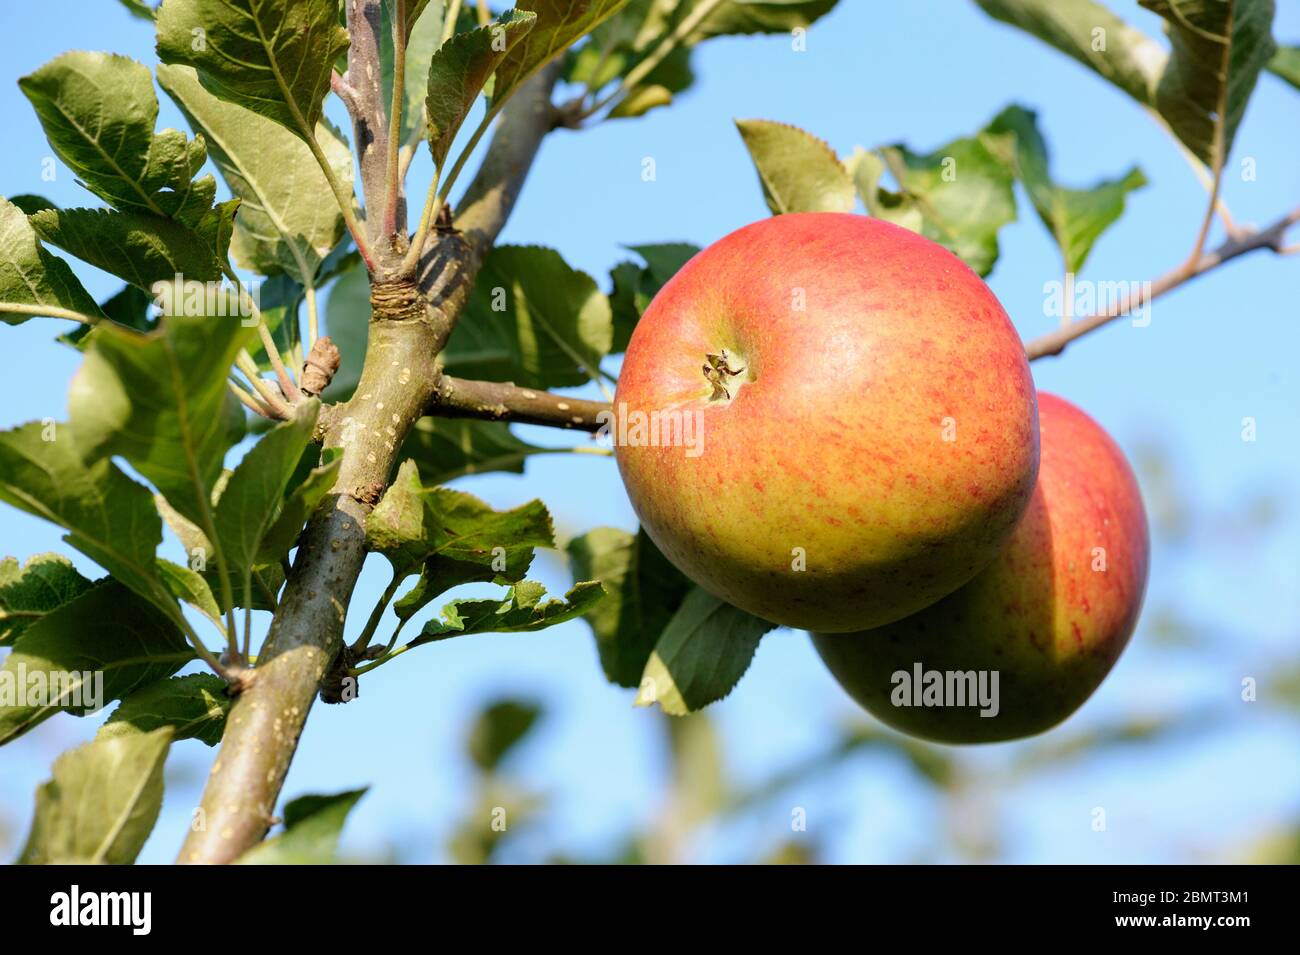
591;0;836;55
974;0;1165;106
366;460;554;618
987;105;1146;272
492;0;631;109
100;673;231;747
156;0;350;143
976;0;1275;167
18;727;172;865
402;417;553;485
116;0;157;18
0;422;173;618
155;485;236;609
570;0;835;119
18;51;215;225
451;245;613;388
467;698;542;771
236;788;366;864
635;587;773;715
735;118;855;214
157;63;352;284
156;557;223;629
565;7;694;119
687;0;838;40
567;526;691;687
608;242;699;349
257;446;342;565
69;313;254;533
366;462;553;621
857;117;1018;277
608;82;674;117
59;283;157;350
426;11;538;170
1139;0;1276;167
1269;44;1300;89
0;197;104;326
246;273;304;372
414;580;605;644
7;194;58;216
213;401;320;592
0;553;95;648
0;580;192;746
29;205;234;292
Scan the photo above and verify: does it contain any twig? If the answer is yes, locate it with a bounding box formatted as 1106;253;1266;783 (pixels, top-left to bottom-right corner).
345;0;390;269
331;69;360;114
429;375;610;432
382;0;408;238
223;264;302;401
401;167;443;277
1185;41;1232;266
1163;119;1242;237
0;304;102;325
1025;205;1300;360
228;379;275;418
348;573;404;657
235;352;293;418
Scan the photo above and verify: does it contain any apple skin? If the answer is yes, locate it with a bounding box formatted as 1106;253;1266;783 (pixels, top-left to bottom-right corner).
614;212;1039;632
812;392;1150;743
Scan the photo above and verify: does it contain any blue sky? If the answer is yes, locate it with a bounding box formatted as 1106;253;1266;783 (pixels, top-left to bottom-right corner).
0;1;1298;863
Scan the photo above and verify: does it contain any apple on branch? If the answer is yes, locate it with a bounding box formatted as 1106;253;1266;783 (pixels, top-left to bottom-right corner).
614;212;1040;632
812;392;1150;743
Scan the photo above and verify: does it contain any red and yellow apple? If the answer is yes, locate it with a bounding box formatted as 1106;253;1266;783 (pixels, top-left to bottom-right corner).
812;392;1150;742
614;212;1039;632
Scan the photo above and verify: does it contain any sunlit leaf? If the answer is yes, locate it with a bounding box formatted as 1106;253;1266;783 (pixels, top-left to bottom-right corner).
636;587;774;714
0;581;191;746
735;118;854;215
987;104;1145;272
100;673;232;747
567;526;691;687
414;580;605;644
426;11;537;170
156;0;350;143
18;728;172;864
236;789;367;864
0;553;94;647
0;198;105;327
158;63;352;283
19;51;214;224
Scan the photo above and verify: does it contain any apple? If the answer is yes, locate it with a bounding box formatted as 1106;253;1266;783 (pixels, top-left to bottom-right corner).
812;392;1150;743
614;212;1039;632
